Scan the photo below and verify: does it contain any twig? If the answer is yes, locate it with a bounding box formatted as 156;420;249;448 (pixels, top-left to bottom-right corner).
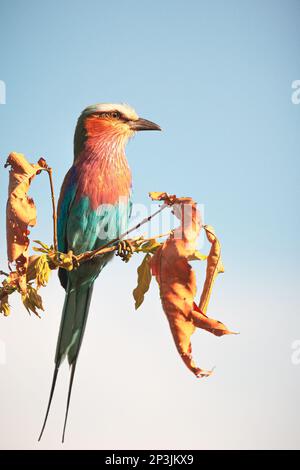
142;230;172;240
44;167;58;252
76;204;170;263
0;270;9;277
122;205;169;238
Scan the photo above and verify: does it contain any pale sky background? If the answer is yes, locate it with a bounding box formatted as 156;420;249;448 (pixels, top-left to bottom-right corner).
0;0;300;450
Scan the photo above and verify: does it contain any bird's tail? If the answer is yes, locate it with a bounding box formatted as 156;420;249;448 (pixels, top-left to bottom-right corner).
38;282;94;442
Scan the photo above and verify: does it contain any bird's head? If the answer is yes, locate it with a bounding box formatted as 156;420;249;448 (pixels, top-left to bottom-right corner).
74;103;161;157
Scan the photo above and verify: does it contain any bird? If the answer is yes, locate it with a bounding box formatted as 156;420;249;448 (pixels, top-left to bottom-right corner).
38;103;161;442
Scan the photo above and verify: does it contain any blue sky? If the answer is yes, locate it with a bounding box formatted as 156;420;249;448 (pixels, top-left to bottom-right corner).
0;0;299;449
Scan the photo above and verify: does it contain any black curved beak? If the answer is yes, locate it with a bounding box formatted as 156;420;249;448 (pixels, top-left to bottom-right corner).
129;117;161;131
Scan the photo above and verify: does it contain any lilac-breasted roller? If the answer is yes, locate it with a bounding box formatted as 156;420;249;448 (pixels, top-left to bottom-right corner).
39;103;161;441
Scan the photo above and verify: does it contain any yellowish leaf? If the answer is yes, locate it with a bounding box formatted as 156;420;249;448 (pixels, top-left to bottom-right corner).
0;294;10;316
21;284;44;317
149;191;168;200
139;239;161;254
33;240;50;251
149;192;177;205
188;250;207;261
35;255;51;288
133;254;152;309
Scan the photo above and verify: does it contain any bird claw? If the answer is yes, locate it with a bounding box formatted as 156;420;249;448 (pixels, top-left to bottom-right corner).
116;240;134;262
71;254;80;269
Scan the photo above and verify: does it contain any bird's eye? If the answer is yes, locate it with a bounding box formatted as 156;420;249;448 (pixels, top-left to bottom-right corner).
111;111;121;119
96;111;121;119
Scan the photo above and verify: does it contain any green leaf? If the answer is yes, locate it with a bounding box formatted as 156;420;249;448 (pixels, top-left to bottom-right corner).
133;254;152;309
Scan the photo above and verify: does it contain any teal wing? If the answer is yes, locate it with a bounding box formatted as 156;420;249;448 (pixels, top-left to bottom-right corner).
58;166;132;272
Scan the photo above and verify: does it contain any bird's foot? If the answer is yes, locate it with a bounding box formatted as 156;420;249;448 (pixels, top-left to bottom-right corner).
116;240;134;262
58;250;79;271
71;254;80;269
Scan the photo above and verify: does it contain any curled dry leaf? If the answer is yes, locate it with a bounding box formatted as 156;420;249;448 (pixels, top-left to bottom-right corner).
5;152;46;292
191;303;236;337
199;225;224;314
149;193;235;378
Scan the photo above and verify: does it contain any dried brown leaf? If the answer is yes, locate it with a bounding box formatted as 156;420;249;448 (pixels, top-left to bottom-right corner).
150;197;235;377
5;152;46;291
